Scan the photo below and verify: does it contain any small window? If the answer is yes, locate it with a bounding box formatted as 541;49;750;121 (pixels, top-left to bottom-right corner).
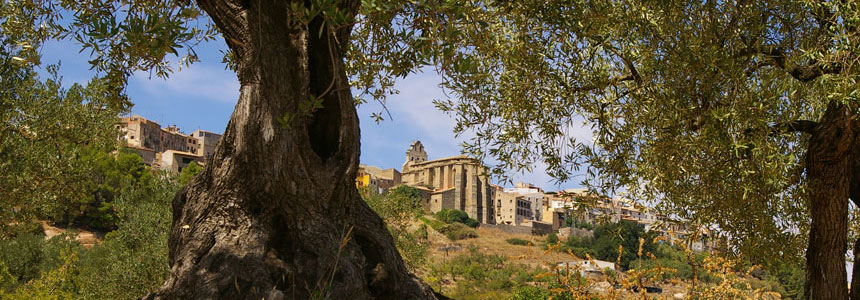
130;136;135;140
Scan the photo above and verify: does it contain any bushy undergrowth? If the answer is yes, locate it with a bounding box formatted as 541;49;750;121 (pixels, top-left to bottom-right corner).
506;238;531;246
0;158;178;299
361;185;428;270
424;247;544;300
420;215;478;241
435;209;479;228
553;220;655;269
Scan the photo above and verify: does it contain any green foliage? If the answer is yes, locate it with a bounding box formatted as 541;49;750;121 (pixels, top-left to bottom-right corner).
0;260;14;292
506;238;531;246
0;56;121;226
438;222;478;241
545;233;559;245
564;219;593;230
418;216;445;230
509;286;552;300
178;161;202;186
772;261;806;299
435;209;479;228
629;244;697;281
72;175;176;299
361;186;427;270
435;209;466;224
0;155;177;299
561;221;656;270
0;233;82;287
77;148;156;229
349;0;860;271
0;246;80;300
427;247;540;300
417;223;428;240
0;0;219;109
420;212;479;240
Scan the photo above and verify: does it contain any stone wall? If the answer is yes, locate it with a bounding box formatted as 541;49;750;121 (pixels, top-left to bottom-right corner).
558;227;594;240
482;223;554;236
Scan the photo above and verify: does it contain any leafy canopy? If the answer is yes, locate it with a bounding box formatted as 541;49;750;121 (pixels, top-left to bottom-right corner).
7;0;855;271
351;0;860;267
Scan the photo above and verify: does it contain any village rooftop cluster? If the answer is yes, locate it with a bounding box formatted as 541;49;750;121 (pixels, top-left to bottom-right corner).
358;140;725;252
117;115;221;173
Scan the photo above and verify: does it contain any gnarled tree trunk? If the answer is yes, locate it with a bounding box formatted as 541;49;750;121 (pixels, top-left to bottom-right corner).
144;0;438;299
804;102;854;300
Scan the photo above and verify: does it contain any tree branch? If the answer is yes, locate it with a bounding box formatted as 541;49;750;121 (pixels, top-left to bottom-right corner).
774;120;819;135
737;45;842;82
739;120;818;157
196;0;252;81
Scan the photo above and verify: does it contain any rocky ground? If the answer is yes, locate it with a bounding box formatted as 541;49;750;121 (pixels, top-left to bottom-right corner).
40;221;103;248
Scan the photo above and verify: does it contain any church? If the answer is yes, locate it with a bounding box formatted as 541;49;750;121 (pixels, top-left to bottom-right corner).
400;141;496;224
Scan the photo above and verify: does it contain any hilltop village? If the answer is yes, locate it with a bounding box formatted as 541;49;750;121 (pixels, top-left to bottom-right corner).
112;115;722;253
117;115;222;173
359;140;724;253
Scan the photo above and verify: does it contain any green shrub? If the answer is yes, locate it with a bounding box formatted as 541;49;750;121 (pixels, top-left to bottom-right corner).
506;238;532;246
0;221;43;238
546;233;559;245
417;224;428;240
0;233;81;287
438;223;478;240
0;171;178;299
434;209;480;228
436;209;467;223
511;286;553;300
575;222;593;230
419;216;445;231
0;260;14;292
361;185;427;270
428;246;540;300
563;219;594;230
561;220;656;269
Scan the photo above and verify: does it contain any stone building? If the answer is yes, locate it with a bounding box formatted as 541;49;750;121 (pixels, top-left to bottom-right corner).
356;164;402;194
504;182;545;222
120;115;198;154
496;191;528;225
127;146;157;166
161;125;198;154
160;150;204;173
401;141;495;224
121;115;163;151
118;115;213;172
191;129;222;161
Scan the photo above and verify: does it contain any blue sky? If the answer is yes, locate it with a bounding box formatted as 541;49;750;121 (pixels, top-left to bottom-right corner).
39;37;586;191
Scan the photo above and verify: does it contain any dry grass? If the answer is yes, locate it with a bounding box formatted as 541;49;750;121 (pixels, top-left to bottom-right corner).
416;220;781;299
426;225;549;267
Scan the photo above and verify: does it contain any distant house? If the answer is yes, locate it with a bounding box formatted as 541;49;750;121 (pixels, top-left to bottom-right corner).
558;259;616;277
191;129;222;162
118;115;219;173
160;150;204;173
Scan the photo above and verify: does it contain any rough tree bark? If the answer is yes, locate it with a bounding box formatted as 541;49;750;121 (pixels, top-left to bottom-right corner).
804;102;854;300
143;0;439;299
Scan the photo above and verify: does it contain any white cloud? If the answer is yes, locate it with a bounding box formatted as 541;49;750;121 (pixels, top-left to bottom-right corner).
130;65;240;104
386;73;458;145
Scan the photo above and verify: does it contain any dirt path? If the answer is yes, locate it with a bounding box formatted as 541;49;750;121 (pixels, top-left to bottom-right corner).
40;221;102;248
